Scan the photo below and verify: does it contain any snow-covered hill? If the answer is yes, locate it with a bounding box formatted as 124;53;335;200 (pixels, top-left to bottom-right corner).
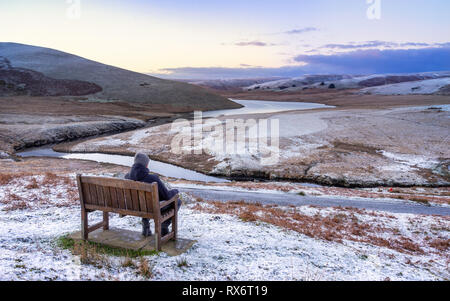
245;72;450;94
360;77;450;95
187;77;287;91
246;75;354;91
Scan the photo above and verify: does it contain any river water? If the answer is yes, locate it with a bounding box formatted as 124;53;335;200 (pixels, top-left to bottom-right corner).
203;99;333;117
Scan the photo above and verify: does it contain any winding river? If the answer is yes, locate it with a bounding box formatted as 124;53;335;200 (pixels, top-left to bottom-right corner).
17;100;334;183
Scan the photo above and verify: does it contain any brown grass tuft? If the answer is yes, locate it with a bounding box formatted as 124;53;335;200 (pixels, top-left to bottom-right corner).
3;200;31;211
0;174;14;185
73;241;109;268
409;197;430;206
25;178;39;190
41;172;59;185
121;256;135;268
138;257;153;278
429;238;449;251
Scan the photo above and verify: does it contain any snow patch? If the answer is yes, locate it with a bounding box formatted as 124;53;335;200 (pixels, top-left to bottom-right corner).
361;78;450;95
379;151;439;170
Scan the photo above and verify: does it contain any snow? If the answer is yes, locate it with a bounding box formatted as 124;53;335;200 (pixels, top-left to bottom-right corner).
0;175;448;280
245;72;450;92
173;182;288;195
361;78;450;95
128;128;155;145
271;113;328;137
72;137;126;151
379;151;439;170
187;112;329;173
245;75;355;91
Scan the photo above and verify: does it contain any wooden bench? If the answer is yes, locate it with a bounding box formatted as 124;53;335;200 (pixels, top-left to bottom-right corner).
76;174;178;251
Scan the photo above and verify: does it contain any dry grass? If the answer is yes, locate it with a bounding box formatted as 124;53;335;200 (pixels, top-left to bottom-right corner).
3;199;31;211
72;241;110;269
24;178;39;189
121;256;135;268
138;257;153;279
176;257;189;268
175;180;450;206
0;173;79;211
191;200;445;256
0;173;14;185
429;238;450;251
409;197;430;206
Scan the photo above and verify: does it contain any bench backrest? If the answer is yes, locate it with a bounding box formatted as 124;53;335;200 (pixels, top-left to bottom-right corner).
76;175;160;217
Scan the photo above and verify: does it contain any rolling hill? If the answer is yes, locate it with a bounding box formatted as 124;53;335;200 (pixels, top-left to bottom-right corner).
0;43;241;111
245;72;450;94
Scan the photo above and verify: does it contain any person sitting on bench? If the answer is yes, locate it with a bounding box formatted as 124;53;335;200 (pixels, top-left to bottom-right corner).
125;153;181;237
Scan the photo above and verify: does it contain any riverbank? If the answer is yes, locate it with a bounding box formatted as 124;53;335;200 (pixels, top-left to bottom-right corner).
53;104;450;188
3;92;450;188
0;96;196;154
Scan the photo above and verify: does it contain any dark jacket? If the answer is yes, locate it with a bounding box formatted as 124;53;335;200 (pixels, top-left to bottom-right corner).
125;163;178;202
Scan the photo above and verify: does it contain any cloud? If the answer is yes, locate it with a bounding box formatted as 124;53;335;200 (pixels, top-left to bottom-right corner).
151;46;450;79
240;63;262;67
284;27;318;35
294;47;450;74
320;41;443;50
234;41;272;47
322;41;397;49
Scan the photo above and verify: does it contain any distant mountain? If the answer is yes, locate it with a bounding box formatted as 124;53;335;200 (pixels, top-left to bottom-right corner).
245;72;450;94
0;43;241;111
185;77;289;91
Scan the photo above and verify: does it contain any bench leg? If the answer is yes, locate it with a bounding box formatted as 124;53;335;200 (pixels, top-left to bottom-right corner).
81;209;88;240
155;220;162;251
103;212;109;230
172;201;178;241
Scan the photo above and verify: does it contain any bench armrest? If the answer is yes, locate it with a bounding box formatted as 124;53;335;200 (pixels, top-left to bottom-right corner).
159;194;178;209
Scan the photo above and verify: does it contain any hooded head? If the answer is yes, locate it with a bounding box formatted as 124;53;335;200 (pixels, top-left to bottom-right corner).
134;152;149;167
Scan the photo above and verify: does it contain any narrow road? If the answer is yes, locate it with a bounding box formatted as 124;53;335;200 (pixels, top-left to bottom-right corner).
178;187;450;216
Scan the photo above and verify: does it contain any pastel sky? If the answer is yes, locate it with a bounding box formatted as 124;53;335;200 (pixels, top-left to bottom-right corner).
1;0;450;78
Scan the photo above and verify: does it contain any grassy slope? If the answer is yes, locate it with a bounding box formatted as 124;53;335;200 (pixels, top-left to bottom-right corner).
0;43;241;111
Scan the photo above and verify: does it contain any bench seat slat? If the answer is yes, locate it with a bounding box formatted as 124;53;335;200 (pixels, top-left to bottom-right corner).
124;189;134;211
110;187;119;208
96;185;105;207
138;190;147;212
89;184;98;206
82;183;92;204
130;189;139;211
117;188;126;209
103;186;112;207
145;191;154;213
